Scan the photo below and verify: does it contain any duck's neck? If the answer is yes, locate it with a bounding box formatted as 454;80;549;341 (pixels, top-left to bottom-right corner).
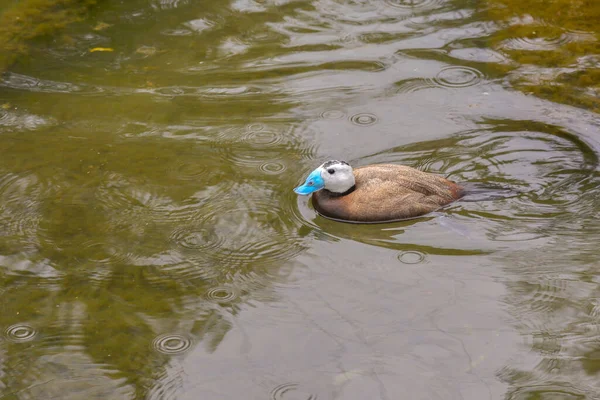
326;184;356;198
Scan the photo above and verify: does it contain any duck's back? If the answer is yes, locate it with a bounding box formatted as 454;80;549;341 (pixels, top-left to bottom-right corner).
312;164;463;222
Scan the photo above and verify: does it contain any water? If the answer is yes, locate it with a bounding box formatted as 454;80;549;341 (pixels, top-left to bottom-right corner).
0;0;599;398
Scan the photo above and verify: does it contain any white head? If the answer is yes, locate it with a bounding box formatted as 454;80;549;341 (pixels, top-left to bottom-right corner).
294;160;356;195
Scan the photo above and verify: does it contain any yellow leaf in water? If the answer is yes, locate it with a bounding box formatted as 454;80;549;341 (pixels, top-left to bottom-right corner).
93;22;111;31
1;103;10;109
90;47;114;52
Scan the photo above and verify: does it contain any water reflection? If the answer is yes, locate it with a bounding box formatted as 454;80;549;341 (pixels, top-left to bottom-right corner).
0;0;600;398
0;6;312;389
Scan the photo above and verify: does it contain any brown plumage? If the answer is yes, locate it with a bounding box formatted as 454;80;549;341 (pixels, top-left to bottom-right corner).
312;164;464;223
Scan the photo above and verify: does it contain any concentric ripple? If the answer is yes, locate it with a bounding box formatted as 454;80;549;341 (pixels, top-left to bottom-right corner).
504;36;567;52
246;123;265;132
206;286;239;303
270;383;318;400
217;125;293;150
5;323;37;342
350;113;378;126
152;334;192;355
320;109;345;120
80;241;124;265
169;186;304;267
171;227;215;250
243;130;283;146
397;251;427;264
433;66;484;88
501;30;589;52
259;161;287;175
168;161;208;181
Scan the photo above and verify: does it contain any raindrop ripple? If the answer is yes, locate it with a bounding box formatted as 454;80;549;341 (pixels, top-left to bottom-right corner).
5;324;37;342
350;113;378;126
152;334;192;355
434;66;483;88
270;383;318;400
206;286;239;303
397;251;427;264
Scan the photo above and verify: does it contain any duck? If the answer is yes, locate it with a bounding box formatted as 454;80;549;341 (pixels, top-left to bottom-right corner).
293;160;464;223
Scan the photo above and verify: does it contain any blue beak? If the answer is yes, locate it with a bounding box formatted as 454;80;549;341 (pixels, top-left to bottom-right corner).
294;168;325;195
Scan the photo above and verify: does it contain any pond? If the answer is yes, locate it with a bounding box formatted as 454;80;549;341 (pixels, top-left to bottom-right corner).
0;0;599;398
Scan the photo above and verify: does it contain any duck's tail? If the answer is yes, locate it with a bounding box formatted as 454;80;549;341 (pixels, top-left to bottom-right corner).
457;182;520;202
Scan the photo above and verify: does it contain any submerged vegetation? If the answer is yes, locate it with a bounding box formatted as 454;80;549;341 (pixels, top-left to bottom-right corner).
1;0;599;111
0;0;98;71
483;0;600;111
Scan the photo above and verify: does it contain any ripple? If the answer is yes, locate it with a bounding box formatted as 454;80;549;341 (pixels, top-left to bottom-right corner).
217;125;293;149
169;186;304;267
509;279;570;317
152;334;192;355
259;161;287;175
5;324;37;342
394;78;440;93
492;231;546;242
247;123;265;132
350;113;378;126
171;228;215;250
384;0;446;10
146;367;184;400
160;28;192;36
0;109;53;131
0;72;103;95
320;109;345;120
502;32;581;52
154;86;186;96
243;130;283;146
270;383;318;400
81;241;121;265
0;173;44;248
397;251;427;264
168;161;208;181
98;177;208;226
433;66;483;88
507;384;585;400
206;286;239;303
156;262;221;285
387;79;453;108
226;150;270;168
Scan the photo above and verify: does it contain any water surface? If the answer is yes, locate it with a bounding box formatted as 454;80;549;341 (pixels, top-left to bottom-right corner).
1;0;600;399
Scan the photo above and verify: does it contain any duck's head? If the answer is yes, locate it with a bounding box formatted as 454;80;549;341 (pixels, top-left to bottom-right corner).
294;160;355;195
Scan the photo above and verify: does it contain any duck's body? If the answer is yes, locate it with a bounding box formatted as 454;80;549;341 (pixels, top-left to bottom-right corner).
294;161;464;223
313;164;463;222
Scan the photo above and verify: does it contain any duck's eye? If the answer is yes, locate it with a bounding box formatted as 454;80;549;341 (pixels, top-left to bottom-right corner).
327;169;335;175
308;181;313;186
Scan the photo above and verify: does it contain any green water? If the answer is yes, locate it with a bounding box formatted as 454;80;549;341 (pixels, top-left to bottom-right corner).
0;0;599;399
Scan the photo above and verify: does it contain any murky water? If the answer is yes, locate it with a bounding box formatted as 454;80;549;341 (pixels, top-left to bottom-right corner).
1;0;599;399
